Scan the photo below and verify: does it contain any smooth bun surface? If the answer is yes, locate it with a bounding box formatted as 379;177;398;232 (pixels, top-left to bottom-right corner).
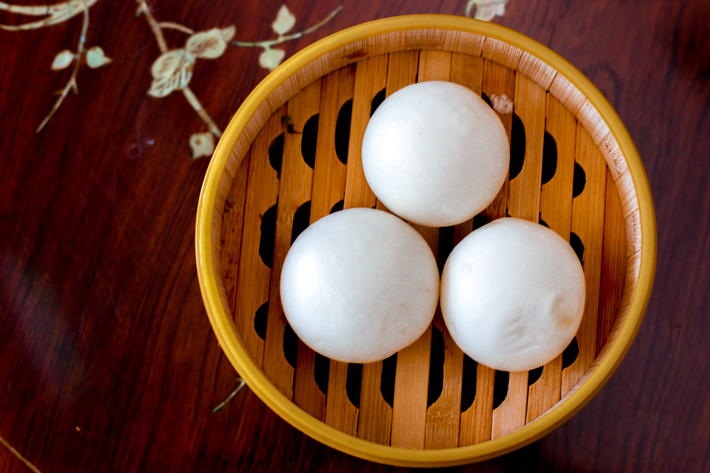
361;81;509;227
280;208;439;363
441;218;586;372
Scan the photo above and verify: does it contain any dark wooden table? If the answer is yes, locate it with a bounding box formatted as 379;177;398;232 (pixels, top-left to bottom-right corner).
1;1;709;471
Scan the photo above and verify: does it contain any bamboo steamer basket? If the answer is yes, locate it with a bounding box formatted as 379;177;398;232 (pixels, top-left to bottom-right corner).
195;15;656;467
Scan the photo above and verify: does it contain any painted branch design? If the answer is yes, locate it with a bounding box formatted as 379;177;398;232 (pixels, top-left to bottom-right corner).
0;0;98;31
1;0;110;132
136;0;342;158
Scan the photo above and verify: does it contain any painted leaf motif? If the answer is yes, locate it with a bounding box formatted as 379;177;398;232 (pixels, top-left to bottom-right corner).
475;4;506;21
86;46;112;69
259;47;286;71
189;132;215;159
467;0;508;21
271;5;296;36
185;26;236;59
148;49;195;98
51;50;74;70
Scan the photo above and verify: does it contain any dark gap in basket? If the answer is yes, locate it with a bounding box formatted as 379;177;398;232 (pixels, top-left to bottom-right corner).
527;366;544;386
330;199;344;214
268;133;284;178
573;162;586;198
437;226;455;275
370;88;386;116
570;231;585;266
472;213;491;231
301;114;319;169
314;352;330;396
460;355;478;412
562;337;579;369
254;301;268;340
541;131;557;185
335;99;353;165
291;201;311;245
283;323;299;368
539;216;549;228
259;202;278;269
509;113;526;181
380;353;397;408
427;325;445;408
481;92;493;109
492;370;510;410
346;363;363;409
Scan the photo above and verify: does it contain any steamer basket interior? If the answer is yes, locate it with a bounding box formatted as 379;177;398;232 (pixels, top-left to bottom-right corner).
195;16;655;467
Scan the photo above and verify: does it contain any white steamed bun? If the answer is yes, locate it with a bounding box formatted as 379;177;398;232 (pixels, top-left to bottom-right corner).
280;207;439;363
361;81;509;227
441;218;586;372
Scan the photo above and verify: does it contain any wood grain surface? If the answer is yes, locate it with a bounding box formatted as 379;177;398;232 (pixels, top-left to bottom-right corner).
1;1;709;472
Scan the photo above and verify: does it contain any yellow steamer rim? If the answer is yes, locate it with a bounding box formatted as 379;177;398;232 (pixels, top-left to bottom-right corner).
196;15;656;467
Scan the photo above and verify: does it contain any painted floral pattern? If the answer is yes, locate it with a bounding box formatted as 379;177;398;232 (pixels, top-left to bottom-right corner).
1;0;508;156
1;0;111;131
136;0;342;158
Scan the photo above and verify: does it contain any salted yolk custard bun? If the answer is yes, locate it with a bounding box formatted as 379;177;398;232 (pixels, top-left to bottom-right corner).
280;208;440;363
441;218;586;372
361;81;509;227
